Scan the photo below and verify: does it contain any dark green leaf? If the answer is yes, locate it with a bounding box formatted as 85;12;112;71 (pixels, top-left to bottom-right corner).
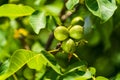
41;51;62;75
65;61;86;74
47;16;56;31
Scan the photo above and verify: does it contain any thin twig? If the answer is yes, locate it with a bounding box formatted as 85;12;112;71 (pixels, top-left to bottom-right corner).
45;32;54;50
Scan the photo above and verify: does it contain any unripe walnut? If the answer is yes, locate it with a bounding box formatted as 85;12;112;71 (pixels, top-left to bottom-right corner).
61;39;76;53
69;25;83;40
71;16;84;26
54;26;69;41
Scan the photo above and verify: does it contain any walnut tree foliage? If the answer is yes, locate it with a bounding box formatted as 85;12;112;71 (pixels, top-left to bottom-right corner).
0;0;120;80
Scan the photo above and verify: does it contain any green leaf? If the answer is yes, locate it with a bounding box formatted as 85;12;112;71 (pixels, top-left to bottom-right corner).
19;0;46;9
116;73;120;80
27;54;47;71
89;67;96;75
96;76;109;80
0;49;38;80
35;67;46;80
0;4;35;19
66;0;79;10
75;77;87;80
42;0;63;16
30;11;46;34
61;69;92;80
0;31;7;47
65;61;86;74
80;70;92;79
0;49;61;80
75;70;92;80
23;67;34;80
0;60;9;75
53;16;62;25
47;16;56;31
85;0;117;22
41;51;61;74
0;48;10;62
31;42;44;53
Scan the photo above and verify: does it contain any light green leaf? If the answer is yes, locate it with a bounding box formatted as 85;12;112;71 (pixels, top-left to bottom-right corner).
96;76;109;80
0;49;61;80
0;49;38;80
89;67;96;75
30;11;46;34
31;42;44;53
0;48;10;62
75;77;87;80
23;67;34;80
116;73;120;80
66;0;79;10
0;31;6;47
27;54;46;71
0;4;35;19
85;0;117;22
53;16;62;25
42;0;63;16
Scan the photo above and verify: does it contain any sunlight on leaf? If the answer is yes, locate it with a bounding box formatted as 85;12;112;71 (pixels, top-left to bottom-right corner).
42;0;63;16
30;11;46;34
85;0;117;22
0;4;35;19
0;49;38;80
66;0;79;10
0;49;61;80
27;54;47;71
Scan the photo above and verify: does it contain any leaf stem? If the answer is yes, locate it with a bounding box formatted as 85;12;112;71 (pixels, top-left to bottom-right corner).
48;49;60;54
13;74;18;80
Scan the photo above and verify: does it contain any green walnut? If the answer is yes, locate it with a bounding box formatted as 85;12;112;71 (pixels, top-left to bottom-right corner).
54;26;69;41
69;25;83;40
61;39;76;53
71;16;84;26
